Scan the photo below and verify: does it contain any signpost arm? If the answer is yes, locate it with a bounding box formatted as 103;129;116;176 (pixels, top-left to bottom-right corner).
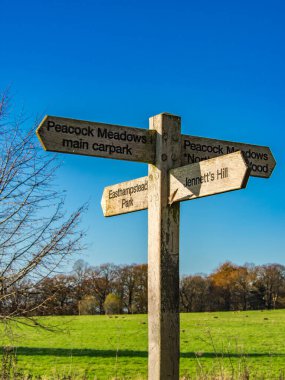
148;113;181;379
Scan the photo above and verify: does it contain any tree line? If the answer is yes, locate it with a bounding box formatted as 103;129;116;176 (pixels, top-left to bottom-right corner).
3;260;285;317
180;262;285;312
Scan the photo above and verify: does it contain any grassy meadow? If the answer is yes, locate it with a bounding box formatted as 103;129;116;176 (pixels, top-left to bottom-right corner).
1;310;285;379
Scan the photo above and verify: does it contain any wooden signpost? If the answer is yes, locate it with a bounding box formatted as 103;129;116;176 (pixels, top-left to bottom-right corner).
36;112;276;380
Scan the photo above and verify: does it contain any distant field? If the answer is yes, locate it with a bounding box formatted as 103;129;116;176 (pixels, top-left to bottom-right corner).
1;310;285;379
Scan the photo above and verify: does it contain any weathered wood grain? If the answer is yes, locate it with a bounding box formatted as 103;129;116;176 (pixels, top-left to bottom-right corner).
36;115;156;163
101;176;148;217
182;134;276;178
148;113;181;380
169;151;250;204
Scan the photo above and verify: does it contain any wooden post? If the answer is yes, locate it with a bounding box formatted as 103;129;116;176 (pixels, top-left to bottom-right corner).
148;113;181;379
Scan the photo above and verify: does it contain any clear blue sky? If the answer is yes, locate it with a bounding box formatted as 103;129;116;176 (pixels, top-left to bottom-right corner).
1;0;284;274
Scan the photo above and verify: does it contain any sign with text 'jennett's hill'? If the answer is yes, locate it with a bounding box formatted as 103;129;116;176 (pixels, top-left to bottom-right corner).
36;116;156;163
169;151;250;204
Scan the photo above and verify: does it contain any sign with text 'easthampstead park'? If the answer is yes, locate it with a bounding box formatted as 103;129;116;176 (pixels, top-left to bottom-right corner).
36;116;156;163
101;176;148;217
181;134;276;178
169;151;250;204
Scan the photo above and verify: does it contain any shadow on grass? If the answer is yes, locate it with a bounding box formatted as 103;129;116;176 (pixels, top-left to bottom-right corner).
5;347;285;359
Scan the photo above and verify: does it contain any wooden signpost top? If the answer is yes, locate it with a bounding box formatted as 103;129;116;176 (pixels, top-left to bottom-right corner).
36;115;276;178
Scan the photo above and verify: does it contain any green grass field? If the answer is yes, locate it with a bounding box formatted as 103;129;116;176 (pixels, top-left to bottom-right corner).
1;310;285;379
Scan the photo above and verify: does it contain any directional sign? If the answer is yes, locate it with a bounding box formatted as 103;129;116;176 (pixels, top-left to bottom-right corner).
101;176;148;217
36;110;275;380
36;116;156;163
182;134;276;178
169;151;250;204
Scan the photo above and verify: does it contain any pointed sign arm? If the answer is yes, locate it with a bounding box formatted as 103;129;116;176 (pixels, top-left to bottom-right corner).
169;151;251;204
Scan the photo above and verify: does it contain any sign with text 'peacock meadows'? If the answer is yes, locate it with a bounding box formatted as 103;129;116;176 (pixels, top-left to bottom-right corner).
36;115;156;163
181;134;275;178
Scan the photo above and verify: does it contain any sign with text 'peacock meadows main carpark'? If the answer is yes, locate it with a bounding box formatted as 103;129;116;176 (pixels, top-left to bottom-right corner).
36;115;156;163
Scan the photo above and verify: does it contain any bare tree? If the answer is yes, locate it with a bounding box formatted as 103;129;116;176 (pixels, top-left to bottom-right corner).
254;264;285;310
115;264;147;314
0;91;85;325
72;259;91;314
180;275;209;312
87;263;118;314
